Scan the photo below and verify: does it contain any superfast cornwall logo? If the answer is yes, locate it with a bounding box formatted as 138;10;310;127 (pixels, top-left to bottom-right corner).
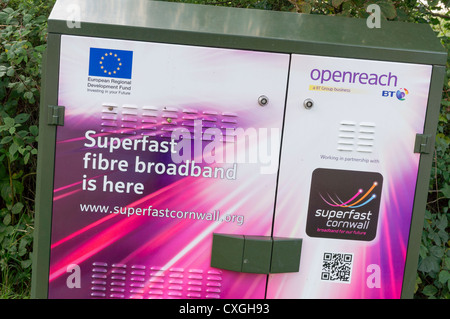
306;168;383;241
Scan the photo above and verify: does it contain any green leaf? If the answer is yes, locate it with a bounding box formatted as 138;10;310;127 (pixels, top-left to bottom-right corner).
11;202;23;215
418;255;441;273
29;125;38;136
6;67;14;77
438;229;449;243
419;244;428;258
430;245;444;258
12;180;24;197
1;184;12;203
24;91;33;101
3;7;14;14
422;285;438;297
438;270;450;285
300;2;311;13
428;230;442;246
3;117;15;128
0;65;7;77
0;136;13;144
378;1;397;19
443;257;450;270
3;214;11;226
34;15;47;24
437;214;448;230
21;259;32;269
9;142;19;157
24;152;30;164
34;44;46;52
441;184;450;198
332;0;345;7
14;113;30;124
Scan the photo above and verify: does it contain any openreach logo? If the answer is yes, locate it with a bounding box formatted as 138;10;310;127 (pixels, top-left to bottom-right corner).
382;88;409;101
310;68;398;87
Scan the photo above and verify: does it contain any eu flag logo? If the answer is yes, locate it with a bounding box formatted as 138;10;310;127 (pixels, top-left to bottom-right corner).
88;48;133;79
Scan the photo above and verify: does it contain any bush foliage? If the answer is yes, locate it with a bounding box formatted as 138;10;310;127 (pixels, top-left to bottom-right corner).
0;0;448;298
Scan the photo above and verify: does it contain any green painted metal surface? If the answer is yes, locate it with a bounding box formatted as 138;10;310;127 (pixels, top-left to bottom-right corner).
401;65;447;299
211;234;302;274
47;0;447;65
271;238;302;274
241;236;273;274
31;33;61;299
211;234;245;273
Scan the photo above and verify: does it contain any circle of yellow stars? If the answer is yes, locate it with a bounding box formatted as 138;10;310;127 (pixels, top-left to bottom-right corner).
99;52;122;75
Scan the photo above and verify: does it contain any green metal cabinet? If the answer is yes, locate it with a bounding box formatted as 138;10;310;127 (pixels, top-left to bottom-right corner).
32;0;446;299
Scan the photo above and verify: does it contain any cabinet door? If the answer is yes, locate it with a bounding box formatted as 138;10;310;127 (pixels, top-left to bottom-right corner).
267;54;432;299
49;35;290;299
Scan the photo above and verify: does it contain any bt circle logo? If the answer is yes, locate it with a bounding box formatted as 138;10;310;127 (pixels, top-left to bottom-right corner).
396;88;409;101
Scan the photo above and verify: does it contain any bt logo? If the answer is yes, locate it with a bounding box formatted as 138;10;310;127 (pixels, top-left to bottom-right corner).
382;88;409;101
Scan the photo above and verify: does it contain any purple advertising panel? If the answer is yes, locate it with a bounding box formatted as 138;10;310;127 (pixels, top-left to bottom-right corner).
49;35;290;299
48;36;432;299
267;54;432;298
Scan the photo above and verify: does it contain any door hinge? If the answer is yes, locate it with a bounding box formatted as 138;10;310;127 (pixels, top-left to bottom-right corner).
414;133;432;154
48;105;65;126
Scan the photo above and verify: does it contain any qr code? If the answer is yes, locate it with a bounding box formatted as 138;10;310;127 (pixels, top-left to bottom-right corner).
321;252;353;284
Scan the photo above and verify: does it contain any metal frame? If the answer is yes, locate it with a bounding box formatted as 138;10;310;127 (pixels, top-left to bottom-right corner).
31;0;447;299
401;65;446;298
32;33;61;299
